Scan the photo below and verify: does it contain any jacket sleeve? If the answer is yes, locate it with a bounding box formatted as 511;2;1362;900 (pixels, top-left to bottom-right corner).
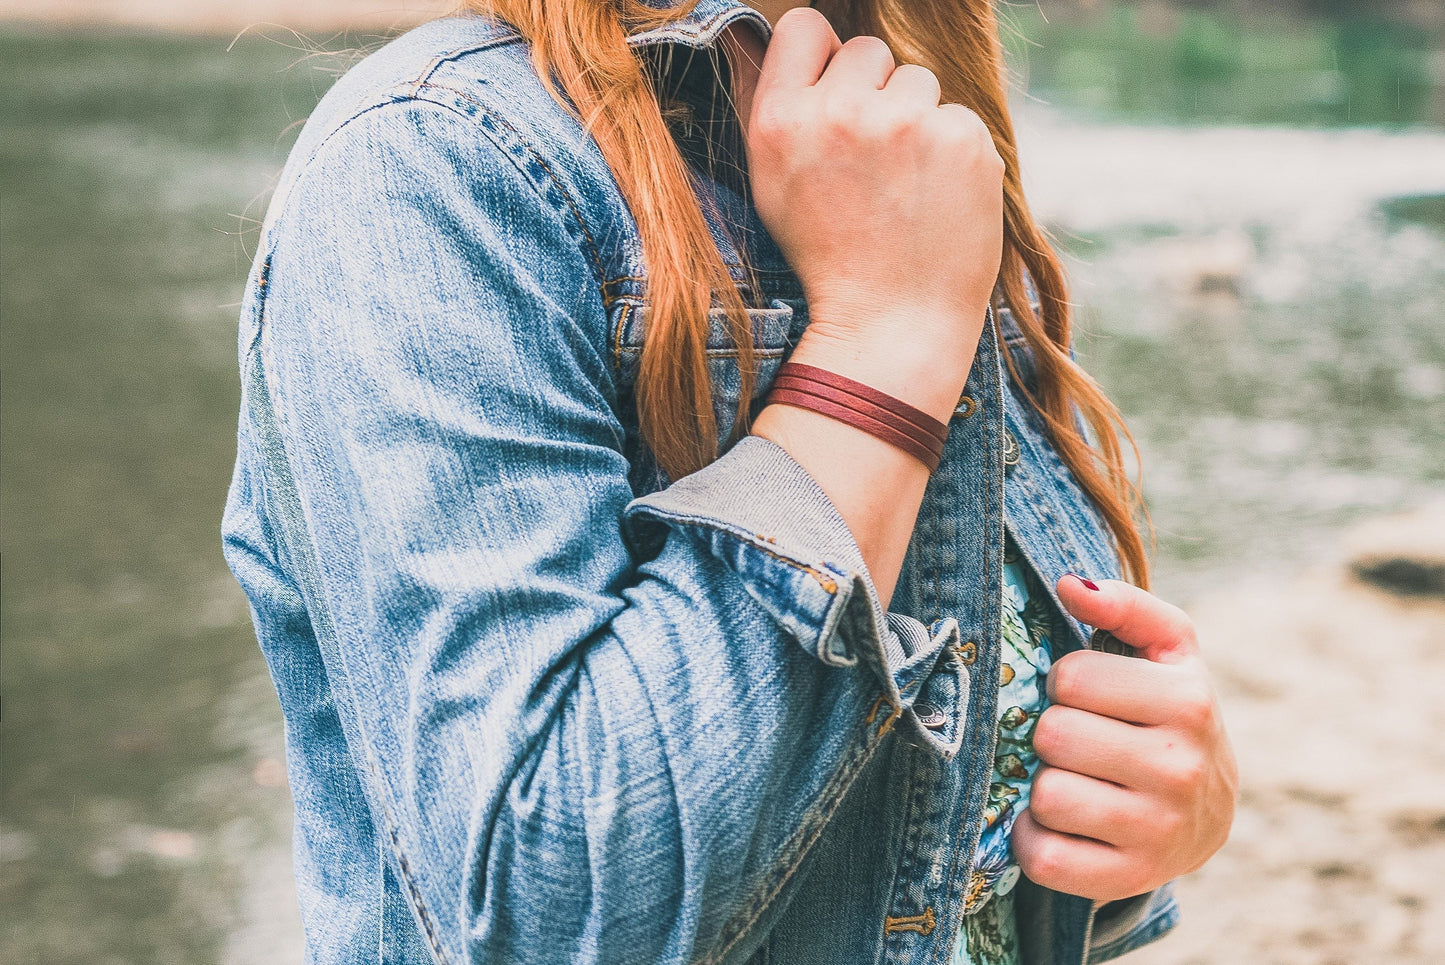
248;98;964;963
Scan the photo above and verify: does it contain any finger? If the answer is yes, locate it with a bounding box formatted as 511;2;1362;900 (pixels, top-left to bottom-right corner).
1012;809;1144;902
1031;704;1154;788
1047;648;1209;727
1056;573;1199;664
881;63;941;107
817;34;896;92
754;6;841;97
1028;765;1151;847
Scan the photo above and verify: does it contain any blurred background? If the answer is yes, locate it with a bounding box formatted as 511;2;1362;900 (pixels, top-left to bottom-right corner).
1;0;1441;962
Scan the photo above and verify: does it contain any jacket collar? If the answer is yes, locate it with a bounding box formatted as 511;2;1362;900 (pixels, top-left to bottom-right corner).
626;0;773;50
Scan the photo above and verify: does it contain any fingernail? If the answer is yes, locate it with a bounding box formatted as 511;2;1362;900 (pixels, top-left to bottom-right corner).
1079;577;1100;591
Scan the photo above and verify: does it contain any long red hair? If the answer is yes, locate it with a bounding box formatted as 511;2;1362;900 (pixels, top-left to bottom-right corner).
471;0;1151;587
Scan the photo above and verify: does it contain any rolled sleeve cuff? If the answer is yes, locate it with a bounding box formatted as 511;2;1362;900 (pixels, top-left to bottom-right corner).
623;434;968;758
1088;883;1181;963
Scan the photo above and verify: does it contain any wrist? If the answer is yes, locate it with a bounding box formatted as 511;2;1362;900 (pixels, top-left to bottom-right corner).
786;321;976;426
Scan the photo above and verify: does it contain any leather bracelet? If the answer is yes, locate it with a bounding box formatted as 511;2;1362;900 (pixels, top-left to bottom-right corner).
769;374;945;460
765;385;944;472
776;362;950;445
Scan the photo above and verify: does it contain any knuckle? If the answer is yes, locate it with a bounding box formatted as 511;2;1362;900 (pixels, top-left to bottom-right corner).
1156;805;1186;841
750;101;792;143
1030;769;1065;820
1023;835;1068;885
844;33;894;61
1161;749;1207;791
1048;653;1083;704
894;62;939;89
1032;706;1065;760
820;94;863;134
875;106;921;141
1174;681;1215;730
1164;601;1195;637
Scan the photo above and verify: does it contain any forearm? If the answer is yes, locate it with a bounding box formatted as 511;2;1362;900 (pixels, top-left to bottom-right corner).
750;323;976;609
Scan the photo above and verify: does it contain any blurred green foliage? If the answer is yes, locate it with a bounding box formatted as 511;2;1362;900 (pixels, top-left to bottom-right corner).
1003;1;1439;126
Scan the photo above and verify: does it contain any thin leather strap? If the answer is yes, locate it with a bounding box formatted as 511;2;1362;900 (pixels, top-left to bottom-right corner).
777;362;950;443
770;374;945;458
765;386;943;472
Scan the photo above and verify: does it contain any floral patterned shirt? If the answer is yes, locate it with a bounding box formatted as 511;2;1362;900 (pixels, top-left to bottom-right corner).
951;535;1072;965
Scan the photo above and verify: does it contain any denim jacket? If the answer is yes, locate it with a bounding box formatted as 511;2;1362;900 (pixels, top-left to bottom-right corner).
221;3;1180;963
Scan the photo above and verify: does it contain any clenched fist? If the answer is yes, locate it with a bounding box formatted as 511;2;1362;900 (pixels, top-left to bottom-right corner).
1012;575;1239;902
735;7;1004;398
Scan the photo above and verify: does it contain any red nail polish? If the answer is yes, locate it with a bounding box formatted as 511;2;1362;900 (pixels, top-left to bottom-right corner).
1080;578;1100;591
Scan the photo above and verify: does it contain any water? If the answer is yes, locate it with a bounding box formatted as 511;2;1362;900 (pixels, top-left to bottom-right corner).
1015;112;1445;592
1;5;1442;961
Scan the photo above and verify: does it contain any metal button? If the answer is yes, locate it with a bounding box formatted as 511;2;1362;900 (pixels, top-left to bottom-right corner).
954;394;978;419
953;641;978;666
1003;429;1021;467
913;702;946;730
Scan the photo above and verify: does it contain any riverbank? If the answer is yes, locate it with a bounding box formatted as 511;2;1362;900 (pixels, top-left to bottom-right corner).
1131;501;1445;964
2;14;1440;964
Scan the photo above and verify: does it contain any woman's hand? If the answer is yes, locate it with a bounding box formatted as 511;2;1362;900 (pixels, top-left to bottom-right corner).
739;7;1004;413
739;8;1006;607
1011;575;1238;902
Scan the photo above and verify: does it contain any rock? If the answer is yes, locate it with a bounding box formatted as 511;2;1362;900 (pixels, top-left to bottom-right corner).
1346;498;1445;598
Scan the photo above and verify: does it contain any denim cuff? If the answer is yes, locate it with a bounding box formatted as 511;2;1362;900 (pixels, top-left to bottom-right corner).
623;434;968;758
1088;883;1181;963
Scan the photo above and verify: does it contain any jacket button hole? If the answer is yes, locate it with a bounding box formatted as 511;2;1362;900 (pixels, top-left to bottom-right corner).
954;395;978;419
883;906;936;935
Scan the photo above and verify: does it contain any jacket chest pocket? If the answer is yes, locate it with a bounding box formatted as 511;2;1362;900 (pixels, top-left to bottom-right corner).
609;296;802;490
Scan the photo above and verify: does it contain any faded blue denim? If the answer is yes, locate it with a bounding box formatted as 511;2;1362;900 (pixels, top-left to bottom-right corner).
221;2;1180;962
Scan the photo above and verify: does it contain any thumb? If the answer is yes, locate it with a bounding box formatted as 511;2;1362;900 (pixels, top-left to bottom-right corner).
1055;574;1200;665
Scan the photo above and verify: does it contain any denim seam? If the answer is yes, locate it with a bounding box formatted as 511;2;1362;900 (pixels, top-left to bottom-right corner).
243;347;452;965
412;81;610;290
931;314;1003;965
705;692;896;965
1008;406;1095;651
617;345;788;359
258;91;608;316
611;301;633;377
608;298;796;382
627;5;766;51
408;30;524;95
635;508;844;596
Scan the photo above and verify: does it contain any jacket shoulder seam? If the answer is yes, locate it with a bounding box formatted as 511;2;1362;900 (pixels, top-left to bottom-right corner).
264;87;608;299
411;80;609;290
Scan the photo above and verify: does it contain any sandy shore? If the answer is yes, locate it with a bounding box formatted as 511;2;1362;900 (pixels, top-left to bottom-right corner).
0;0;450;33
1128;501;1445;964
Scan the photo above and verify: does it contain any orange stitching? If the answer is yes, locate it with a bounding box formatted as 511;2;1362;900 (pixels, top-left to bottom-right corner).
611;300;632;375
884;907;936;935
414;82;608;289
865;693;894;725
703;690;900;963
877;700;903;736
740;543;836;593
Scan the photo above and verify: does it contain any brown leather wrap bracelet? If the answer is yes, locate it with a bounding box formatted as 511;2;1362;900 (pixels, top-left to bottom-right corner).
769;374;945;458
776;363;950;441
763;362;951;472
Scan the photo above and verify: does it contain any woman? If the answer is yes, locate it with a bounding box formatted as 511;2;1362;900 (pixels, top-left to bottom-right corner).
221;0;1237;961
